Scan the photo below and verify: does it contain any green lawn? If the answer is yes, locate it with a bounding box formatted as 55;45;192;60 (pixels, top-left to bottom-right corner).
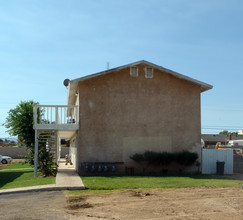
0;170;55;190
81;175;243;191
0;162;33;170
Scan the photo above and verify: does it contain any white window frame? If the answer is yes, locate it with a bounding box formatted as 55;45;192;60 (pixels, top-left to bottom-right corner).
130;66;138;77
145;67;153;78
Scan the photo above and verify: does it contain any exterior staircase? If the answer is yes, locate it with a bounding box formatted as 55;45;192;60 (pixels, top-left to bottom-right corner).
33;105;79;177
37;130;57;162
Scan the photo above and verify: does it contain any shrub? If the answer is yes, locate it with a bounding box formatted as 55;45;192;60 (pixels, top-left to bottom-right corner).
175;151;198;166
144;151;161;165
143;151;174;166
25;147;57;177
130;153;144;163
38;148;57;177
162;152;175;165
130;150;198;168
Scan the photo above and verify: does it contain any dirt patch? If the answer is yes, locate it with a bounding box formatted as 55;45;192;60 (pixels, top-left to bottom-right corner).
130;190;151;197
0;188;243;219
66;188;243;219
67;202;93;210
0;159;24;169
66;196;93;210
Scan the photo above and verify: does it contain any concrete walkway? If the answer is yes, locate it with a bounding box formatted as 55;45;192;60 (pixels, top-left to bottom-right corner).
56;159;85;189
0;159;85;195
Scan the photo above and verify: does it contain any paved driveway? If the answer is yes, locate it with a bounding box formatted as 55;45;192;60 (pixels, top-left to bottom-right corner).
0;191;73;220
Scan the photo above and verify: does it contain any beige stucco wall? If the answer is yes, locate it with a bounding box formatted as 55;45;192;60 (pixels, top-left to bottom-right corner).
77;64;201;174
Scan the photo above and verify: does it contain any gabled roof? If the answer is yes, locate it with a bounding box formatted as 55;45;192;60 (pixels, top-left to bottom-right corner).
201;134;228;142
67;60;213;105
202;134;243;142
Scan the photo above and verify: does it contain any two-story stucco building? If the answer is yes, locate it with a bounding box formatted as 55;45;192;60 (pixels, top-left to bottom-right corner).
34;60;212;176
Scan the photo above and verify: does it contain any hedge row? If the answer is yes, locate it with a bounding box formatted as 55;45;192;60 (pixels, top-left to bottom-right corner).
130;151;198;166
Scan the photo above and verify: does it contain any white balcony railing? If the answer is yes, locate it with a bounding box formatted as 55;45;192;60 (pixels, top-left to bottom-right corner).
33;105;79;130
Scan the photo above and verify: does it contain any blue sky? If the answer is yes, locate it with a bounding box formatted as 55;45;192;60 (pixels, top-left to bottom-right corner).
1;0;243;138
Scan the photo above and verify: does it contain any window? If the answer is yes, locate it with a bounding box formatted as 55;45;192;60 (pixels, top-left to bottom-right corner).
130;66;138;77
145;67;153;78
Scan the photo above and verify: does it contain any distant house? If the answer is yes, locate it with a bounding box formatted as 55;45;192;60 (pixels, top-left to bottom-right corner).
238;130;243;135
34;60;212;175
201;134;243;148
201;134;228;148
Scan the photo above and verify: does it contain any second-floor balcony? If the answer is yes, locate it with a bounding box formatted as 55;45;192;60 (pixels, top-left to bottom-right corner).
33;105;79;130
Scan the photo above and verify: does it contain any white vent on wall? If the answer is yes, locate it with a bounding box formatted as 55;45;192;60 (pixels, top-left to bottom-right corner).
130;66;138;77
145;67;153;78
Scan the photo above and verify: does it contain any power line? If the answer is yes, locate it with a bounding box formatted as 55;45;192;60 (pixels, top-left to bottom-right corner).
202;128;240;131
202;127;243;130
202;125;243;127
202;125;243;129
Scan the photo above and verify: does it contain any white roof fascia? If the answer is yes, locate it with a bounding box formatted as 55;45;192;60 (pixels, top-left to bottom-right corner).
67;81;78;106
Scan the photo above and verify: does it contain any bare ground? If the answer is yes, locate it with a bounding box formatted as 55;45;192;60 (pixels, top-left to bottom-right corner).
1;188;243;220
1;160;243;219
66;188;243;220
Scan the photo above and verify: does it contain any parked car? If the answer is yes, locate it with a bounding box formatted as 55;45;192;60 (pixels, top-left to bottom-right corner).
0;155;12;164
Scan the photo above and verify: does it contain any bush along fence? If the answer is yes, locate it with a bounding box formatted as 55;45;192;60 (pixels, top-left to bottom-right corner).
130;151;199;174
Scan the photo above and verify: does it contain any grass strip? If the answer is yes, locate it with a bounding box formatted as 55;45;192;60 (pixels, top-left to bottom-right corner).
0;162;32;170
80;175;243;191
0;169;55;190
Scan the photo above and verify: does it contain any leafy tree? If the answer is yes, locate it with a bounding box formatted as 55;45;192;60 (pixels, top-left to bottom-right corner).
4;101;56;177
0;139;3;143
4;101;37;151
219;130;238;135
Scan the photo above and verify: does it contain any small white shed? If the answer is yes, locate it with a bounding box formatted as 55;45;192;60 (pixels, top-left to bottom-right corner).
201;149;233;175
